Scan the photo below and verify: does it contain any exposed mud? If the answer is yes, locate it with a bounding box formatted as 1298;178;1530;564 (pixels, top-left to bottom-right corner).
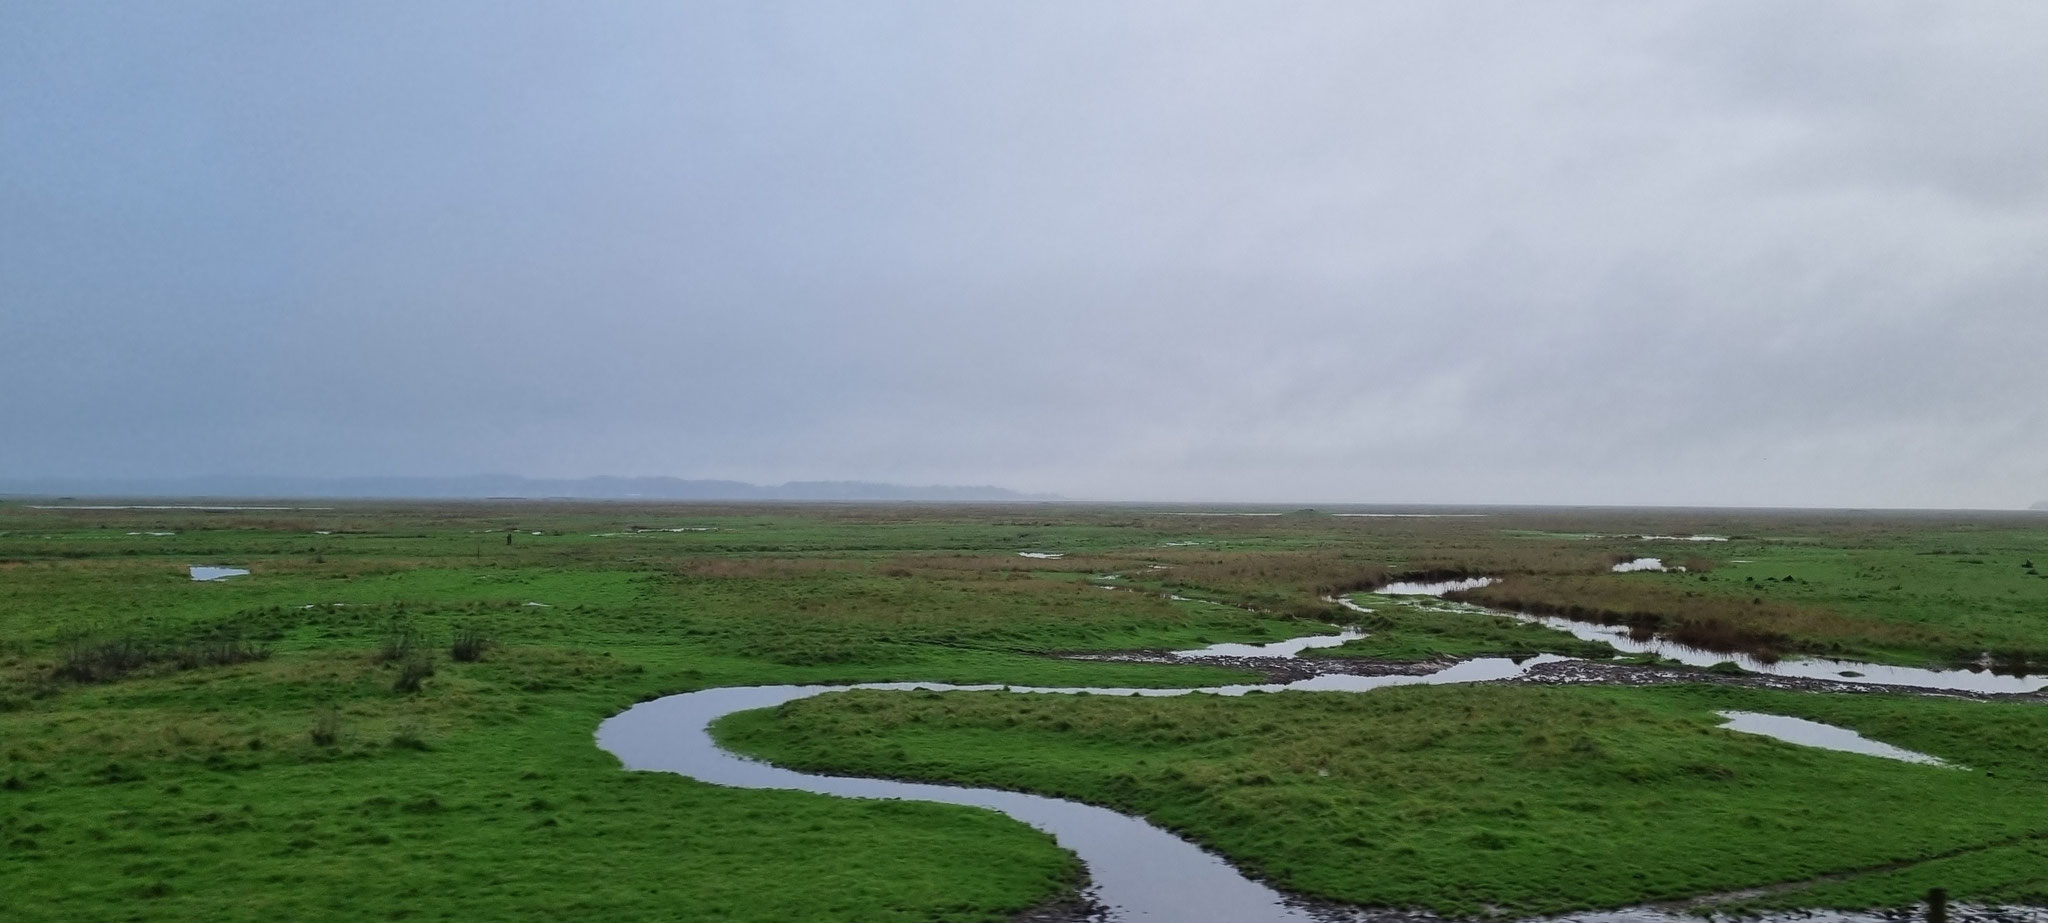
1010;884;1109;922
1073;647;2048;703
1506;656;2048;704
1063;649;1442;683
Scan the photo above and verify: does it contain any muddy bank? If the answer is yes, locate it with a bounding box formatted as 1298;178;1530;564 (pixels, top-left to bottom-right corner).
1069;648;2048;702
1061;649;1443;683
1009;886;1108;923
1506;657;2048;703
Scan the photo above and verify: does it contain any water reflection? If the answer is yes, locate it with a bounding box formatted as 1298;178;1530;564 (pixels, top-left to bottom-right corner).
1716;711;1954;767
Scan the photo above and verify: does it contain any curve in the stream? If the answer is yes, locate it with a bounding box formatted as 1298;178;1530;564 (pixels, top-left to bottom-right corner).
595;571;2041;922
596;654;1568;923
595;623;1989;922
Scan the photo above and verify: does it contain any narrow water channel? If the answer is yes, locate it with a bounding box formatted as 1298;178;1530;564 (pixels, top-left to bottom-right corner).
1361;582;2048;696
599;656;1568;922
595;618;1982;922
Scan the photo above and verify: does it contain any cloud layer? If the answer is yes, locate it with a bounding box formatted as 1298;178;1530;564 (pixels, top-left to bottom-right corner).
5;2;2045;506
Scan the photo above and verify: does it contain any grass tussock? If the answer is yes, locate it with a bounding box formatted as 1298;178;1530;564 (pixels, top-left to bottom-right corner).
392;655;435;694
375;618;423;664
449;626;490;662
309;706;342;746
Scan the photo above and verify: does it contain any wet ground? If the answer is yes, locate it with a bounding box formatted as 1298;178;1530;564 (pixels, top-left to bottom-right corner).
596;577;2048;923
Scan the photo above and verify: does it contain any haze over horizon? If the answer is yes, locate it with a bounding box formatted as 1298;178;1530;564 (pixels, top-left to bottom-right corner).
6;3;2046;509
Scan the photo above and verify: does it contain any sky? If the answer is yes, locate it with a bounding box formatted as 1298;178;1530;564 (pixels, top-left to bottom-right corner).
4;2;2046;508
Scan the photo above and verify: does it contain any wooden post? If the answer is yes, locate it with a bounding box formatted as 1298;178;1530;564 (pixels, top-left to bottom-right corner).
1927;887;1948;923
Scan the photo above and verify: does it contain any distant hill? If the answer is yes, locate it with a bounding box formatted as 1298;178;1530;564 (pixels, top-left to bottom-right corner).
0;475;1054;502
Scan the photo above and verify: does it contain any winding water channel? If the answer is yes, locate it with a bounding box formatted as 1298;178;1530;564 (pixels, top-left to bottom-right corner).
593;573;2019;922
1367;578;2048;695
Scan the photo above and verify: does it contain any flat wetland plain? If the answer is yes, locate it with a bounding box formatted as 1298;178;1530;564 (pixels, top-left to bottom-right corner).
3;501;2047;921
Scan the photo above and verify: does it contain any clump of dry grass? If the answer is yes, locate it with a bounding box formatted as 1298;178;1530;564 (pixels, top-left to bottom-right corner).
1456;576;1922;659
673;557;868;579
1153;551;1390;599
449;626;490;662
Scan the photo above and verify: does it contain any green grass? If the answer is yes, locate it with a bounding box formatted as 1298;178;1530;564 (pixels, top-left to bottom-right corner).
2;662;1081;922
718;683;2048;916
5;500;2048;920
0;507;1281;923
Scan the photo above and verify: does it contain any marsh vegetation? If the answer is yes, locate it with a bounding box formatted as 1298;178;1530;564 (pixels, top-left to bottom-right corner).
2;501;2045;921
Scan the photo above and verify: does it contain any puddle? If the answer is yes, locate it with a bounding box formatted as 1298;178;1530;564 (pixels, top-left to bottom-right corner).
1161;541;1206;547
127;531;176;536
188;566;249;581
1173;627;1369;659
599;649;1568;923
1611;558;1670;573
1019;552;1065;559
1633;534;1728;542
1374;577;1495;596
1716;711;1954;767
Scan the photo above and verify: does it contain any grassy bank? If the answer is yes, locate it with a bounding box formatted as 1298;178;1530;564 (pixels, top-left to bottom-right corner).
718;683;2048;916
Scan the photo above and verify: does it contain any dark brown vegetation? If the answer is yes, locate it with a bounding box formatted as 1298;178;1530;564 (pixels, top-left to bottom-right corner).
391;654;435;693
450;625;490;662
51;631;270;683
1455;576;1919;660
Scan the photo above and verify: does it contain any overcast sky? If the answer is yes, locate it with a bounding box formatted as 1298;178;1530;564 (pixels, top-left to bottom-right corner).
4;2;2045;507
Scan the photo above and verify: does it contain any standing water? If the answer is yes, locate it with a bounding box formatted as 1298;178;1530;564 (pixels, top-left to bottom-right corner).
1716;711;1955;767
1360;582;2048;695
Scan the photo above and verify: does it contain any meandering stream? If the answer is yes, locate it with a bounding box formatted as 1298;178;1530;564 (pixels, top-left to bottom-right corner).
596;605;1978;922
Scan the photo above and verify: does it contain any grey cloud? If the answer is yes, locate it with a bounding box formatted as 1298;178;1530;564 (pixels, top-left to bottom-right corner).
3;2;2044;507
